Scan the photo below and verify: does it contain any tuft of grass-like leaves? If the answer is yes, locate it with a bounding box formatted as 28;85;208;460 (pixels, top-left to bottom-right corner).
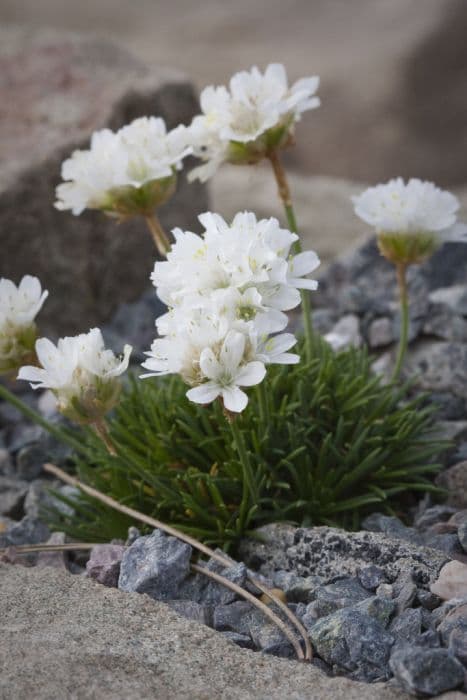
48;336;447;550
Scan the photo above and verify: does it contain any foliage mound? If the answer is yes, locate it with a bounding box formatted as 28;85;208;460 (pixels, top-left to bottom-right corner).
49;336;446;550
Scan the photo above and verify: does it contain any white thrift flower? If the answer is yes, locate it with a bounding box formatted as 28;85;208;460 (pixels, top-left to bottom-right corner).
55;117;191;217
188;63;320;182
186;330;266;413
151;211;319;312
352;178;467;265
18;328;132;423
0;276;48;373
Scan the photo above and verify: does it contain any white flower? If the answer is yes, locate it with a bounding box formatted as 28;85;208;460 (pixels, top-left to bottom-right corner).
18;328;132;422
55;117;191;216
0;276;48;373
185;331;266;413
151;211;319;312
352;178;467;241
188;63;320;181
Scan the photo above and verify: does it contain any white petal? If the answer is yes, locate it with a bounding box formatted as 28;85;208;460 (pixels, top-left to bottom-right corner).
220;331;245;373
186;382;220;405
290;251;321;276
221;386;248;413
199;347;222;380
236;361;266;387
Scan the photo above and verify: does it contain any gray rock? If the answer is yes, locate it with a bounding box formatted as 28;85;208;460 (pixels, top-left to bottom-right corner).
0;448;13;476
0;476;29;518
86;544;126;587
362;513;418;544
368;317;395;348
272;569;323;602
416;589;442;611
0;563;412;700
389;608;422;644
221;630;254;649
0;516;49;548
405;341;467;398
103;290;165;360
426;392;467;421
247;610;294;658
179;559;247;606
393;574;417;614
354;596;396;627
0;25;207;336
323;314;362;351
24;479;76;520
416;629;441;648
377;583;395;599
118;529;192;601
458;522;467;552
212;601;253;635
438;603;467;648
309;608;394;682
358;565;389;590
389;645;465;696
313;578;371;616
166;600;211;626
448;625;467;667
125;526;141;546
36;532;68;570
239;523;448;586
414;505;457;531
437;461;467;508
428;285;467;315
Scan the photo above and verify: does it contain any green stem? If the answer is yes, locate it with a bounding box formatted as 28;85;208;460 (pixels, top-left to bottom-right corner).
392;264;410;382
0;382;86;455
268;150;313;362
144;214;171;258
229;417;257;530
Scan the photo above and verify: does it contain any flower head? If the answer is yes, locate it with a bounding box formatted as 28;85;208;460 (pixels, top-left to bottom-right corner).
151;211;320;311
0;275;48;374
142;210;318;412
18;328;132;423
352;178;467;265
188;64;320;182
55;117;191;217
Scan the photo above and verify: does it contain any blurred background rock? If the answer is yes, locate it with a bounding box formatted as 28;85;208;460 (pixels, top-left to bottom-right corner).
1;0;467;332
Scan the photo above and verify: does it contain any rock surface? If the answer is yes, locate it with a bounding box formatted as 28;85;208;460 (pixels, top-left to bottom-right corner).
0;25;207;335
0;564;411;700
239;524;449;586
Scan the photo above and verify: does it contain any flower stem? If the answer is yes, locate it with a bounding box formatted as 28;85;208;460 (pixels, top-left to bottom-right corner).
229;417;258;531
268;150;313;361
43;461;311;660
144;214;171;257
392;263;410;381
92;418;117;456
0;382;86;455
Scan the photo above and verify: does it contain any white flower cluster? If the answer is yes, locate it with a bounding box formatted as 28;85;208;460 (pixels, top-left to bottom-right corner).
188;63;320;182
353;178;467;241
18;328;132;422
55;117;191;216
0;275;48;373
142;211;320;412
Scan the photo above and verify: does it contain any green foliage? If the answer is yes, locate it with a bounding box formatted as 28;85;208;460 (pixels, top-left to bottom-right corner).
48;335;447;550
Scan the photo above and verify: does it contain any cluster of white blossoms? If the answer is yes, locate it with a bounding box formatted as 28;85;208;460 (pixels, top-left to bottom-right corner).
55;117;191;217
0;276;48;374
353;178;467;265
188;64;320;182
141;211;320;412
18;328;132;423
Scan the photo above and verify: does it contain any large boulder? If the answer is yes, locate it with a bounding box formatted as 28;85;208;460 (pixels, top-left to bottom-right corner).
0;564;411;699
0;25;207;335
